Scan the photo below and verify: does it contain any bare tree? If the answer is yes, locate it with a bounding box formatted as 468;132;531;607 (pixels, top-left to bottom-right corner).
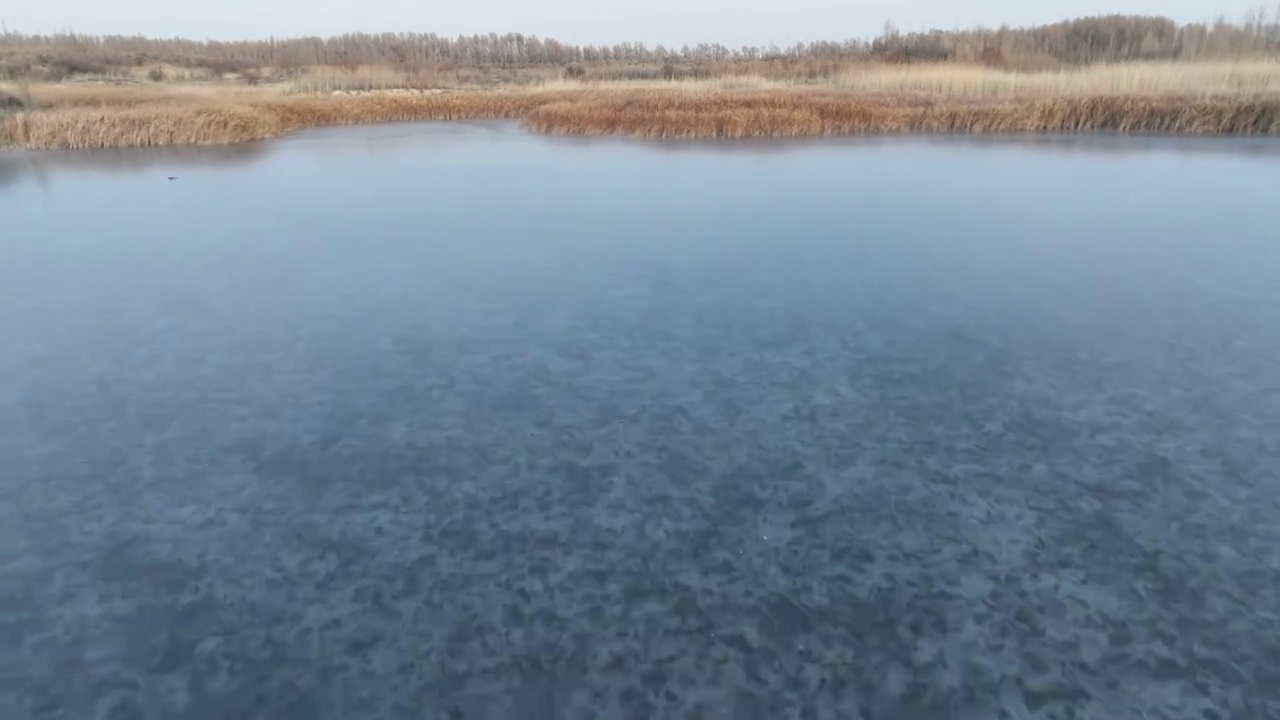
1;13;1275;83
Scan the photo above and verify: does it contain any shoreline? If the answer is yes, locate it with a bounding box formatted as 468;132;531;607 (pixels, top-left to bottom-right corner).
3;85;1280;151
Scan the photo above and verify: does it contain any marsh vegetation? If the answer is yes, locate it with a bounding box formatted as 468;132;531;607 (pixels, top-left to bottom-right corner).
2;13;1280;148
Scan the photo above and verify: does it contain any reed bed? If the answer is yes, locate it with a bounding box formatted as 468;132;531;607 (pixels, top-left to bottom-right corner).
20;82;260;108
538;75;788;92
834;61;1280;99
523;91;1280;138
4;83;1280;150
1;90;585;150
286;65;565;93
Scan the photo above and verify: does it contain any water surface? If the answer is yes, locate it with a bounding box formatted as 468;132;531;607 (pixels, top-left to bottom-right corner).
3;124;1280;719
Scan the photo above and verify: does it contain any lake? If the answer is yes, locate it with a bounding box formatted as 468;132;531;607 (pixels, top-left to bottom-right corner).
2;123;1279;720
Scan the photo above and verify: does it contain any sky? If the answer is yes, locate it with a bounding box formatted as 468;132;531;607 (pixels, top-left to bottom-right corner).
2;0;1264;48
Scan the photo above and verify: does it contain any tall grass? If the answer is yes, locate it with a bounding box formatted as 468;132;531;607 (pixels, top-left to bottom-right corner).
538;75;786;92
287;61;1280;97
523;91;1280;138
834;60;1280;98
19;82;263;108
0;89;585;149
285;65;565;93
5;71;1280;150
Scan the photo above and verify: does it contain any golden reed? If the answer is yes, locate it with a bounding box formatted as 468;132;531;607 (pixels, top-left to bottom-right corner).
0;91;577;150
522;91;1280;138
3;89;1278;150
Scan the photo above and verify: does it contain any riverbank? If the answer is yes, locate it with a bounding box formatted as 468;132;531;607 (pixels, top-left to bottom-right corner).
4;65;1280;150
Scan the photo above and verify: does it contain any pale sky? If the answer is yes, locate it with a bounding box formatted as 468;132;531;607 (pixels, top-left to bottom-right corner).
1;0;1256;48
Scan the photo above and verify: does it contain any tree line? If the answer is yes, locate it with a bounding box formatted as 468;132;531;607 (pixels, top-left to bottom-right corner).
874;13;1280;66
2;12;1279;80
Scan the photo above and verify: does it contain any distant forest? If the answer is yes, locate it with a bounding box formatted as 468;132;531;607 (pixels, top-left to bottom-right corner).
3;13;1280;80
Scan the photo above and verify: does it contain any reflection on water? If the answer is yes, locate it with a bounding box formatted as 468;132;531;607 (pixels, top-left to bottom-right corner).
539;128;1280;159
0;140;274;190
2;122;1280;720
6;122;1280;193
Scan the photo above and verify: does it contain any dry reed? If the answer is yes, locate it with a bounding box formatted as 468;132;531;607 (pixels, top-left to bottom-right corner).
833;61;1280;98
285;65;565;93
0;90;585;150
523;91;1280;138
4;78;1280;150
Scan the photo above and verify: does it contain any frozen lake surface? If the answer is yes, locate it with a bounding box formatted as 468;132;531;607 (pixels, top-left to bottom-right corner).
2;125;1280;719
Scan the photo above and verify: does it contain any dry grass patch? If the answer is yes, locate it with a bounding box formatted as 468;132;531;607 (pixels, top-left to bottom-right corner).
523;90;1280;138
539;75;787;92
1;89;590;149
834;61;1280;98
6;72;1280;150
23;82;267;109
286;64;566;93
